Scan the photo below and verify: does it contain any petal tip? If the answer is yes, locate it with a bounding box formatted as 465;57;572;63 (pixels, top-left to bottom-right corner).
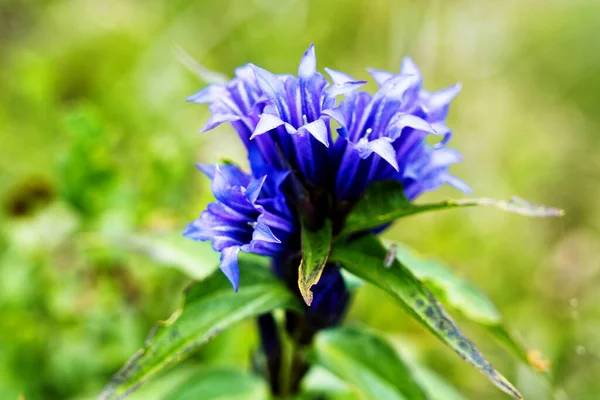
298;43;317;79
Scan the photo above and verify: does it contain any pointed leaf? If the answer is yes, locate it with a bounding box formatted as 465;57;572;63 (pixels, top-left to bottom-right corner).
390;241;550;375
341;180;563;236
298;219;333;306
309;327;427;400
330;235;523;399
165;368;269;400
99;256;301;399
391;242;502;324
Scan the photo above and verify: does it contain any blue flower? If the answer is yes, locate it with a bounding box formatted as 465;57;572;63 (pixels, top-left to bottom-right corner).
189;45;365;190
326;57;470;201
186;45;469;288
248;44;365;188
183;161;295;291
187;65;265;149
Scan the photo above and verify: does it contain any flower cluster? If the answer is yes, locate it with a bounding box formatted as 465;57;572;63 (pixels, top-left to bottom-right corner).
184;44;468;291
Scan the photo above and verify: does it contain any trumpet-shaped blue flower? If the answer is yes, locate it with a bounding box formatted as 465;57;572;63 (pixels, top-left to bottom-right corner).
249;45;365;188
187;65;265;149
188;45;365;191
185;44;469;289
183;161;295;291
325;58;470;201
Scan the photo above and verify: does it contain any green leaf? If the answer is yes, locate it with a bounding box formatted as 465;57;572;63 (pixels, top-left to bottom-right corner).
330;235;523;399
392;242;551;375
304;342;468;400
391;242;502;325
309;327;427;400
298;219;332;306
99;256;301;399
341;180;563;236
164;368;269;400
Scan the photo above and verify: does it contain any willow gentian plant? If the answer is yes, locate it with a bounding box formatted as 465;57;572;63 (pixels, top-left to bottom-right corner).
101;45;562;400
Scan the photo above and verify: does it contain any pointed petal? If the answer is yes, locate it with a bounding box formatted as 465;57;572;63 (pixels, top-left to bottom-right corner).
200;163;250;187
400;57;421;78
206;202;249;222
250;64;290;120
182;220;203;241
186;85;224;104
257;210;294;233
210;166;231;204
196;163;216;179
201;112;240;132
252;222;281;244
252;114;286;138
325;68;357;85
430;122;453;147
245;176;266;203
302;118;329;147
234;64;257;82
430;122;452;136
387;114;435;140
429;148;463;168
367;68;394;86
445;174;472;194
298;44;317;79
368;139;400;171
355;138;399;171
322;107;347;129
273;170;290;187
429;83;462;110
383;74;421;100
328;80;367;97
220;246;241;291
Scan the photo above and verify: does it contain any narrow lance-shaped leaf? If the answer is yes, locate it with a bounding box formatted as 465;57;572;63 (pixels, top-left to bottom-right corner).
389;241;551;376
309;327;427;400
298;219;333;306
99;255;301;399
330;235;523;399
341;180;563;237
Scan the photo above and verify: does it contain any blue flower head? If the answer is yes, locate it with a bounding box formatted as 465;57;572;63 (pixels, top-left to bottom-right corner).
183;159;295;291
187;65;266;148
185;44;468;291
249;44;366;189
326;57;470;201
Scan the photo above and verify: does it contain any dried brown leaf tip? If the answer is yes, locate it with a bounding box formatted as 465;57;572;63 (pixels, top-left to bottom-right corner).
527;350;551;373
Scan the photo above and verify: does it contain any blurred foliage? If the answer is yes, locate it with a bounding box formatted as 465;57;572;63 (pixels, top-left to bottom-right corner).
1;0;599;399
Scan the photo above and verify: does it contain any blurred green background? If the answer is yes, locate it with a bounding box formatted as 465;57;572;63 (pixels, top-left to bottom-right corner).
1;0;599;399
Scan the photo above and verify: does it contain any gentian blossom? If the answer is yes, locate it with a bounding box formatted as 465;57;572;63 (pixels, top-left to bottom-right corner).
184;44;468;300
325;58;470;201
183;158;295;291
